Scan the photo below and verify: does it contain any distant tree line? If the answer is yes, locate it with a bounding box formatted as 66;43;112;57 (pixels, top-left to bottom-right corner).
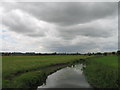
1;51;119;56
1;52;81;56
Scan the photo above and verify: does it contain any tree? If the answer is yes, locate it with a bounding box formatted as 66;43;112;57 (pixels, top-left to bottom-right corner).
112;52;116;55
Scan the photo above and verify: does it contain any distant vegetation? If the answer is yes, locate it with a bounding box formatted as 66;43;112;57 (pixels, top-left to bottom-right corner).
1;51;119;56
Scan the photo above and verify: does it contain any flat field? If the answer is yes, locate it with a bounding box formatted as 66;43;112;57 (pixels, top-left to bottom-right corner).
2;55;118;88
2;55;91;88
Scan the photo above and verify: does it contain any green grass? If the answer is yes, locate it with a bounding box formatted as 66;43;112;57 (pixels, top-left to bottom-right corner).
91;56;118;68
3;55;118;88
84;55;118;88
2;55;91;88
12;71;46;88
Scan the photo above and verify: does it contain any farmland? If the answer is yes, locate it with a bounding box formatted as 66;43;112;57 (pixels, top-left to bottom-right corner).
2;55;118;88
2;55;91;88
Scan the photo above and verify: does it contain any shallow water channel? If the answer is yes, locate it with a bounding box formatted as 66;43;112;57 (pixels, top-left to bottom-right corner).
38;64;92;89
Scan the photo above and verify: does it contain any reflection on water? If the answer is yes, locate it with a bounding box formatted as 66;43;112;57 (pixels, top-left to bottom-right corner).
38;64;91;89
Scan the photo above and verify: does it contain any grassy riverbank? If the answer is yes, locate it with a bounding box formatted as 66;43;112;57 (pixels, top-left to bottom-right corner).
2;55;91;88
84;55;118;88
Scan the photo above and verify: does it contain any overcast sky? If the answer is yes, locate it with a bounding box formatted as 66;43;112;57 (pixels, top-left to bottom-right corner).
0;2;118;53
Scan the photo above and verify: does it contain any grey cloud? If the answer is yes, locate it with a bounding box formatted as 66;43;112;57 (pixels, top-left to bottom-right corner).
40;36;118;53
2;9;45;37
100;41;118;52
57;23;113;40
1;2;118;53
118;2;120;50
44;41;99;53
17;2;117;26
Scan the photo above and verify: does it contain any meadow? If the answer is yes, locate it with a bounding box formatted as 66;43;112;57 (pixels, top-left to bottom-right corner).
2;55;118;88
84;55;118;88
2;55;91;88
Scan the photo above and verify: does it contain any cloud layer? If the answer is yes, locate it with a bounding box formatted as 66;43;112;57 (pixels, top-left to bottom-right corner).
1;2;118;53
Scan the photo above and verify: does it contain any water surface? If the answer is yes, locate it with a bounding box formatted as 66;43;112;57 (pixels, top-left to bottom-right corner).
38;64;91;88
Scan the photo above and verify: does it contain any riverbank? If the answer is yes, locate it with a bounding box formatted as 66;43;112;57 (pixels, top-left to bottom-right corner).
2;55;91;88
84;55;118;88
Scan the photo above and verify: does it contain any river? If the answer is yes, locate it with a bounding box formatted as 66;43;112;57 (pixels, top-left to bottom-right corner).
37;64;92;89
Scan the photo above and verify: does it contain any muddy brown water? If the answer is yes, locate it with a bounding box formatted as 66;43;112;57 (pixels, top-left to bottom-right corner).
37;64;92;89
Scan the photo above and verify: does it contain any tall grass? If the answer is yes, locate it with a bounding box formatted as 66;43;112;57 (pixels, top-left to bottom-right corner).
84;56;118;88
